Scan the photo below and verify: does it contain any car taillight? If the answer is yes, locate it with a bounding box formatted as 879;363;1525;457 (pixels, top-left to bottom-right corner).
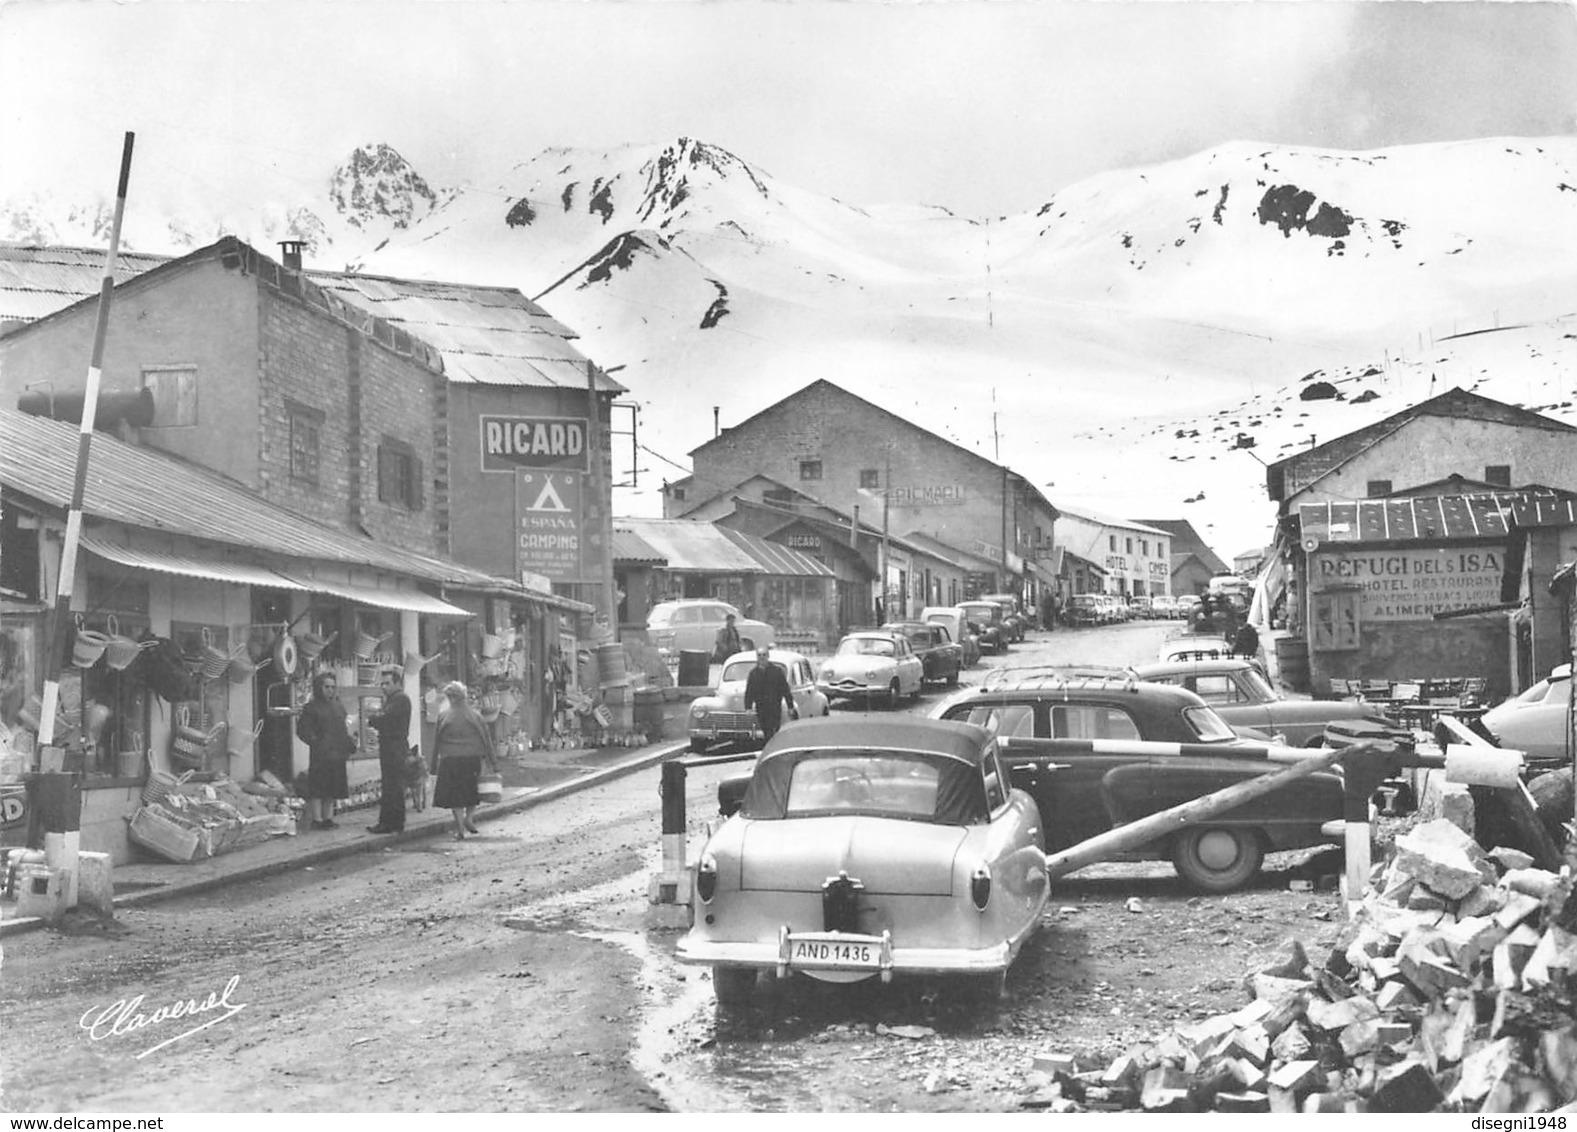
696;854;718;904
970;864;991;911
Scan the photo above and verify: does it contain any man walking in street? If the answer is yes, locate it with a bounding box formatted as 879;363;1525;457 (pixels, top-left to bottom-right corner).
714;612;742;662
367;665;412;834
743;647;796;744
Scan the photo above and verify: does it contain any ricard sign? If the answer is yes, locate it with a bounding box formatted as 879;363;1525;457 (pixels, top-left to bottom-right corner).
481;416;588;472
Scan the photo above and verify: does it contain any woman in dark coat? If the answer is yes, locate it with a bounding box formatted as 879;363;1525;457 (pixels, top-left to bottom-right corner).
296;671;356;830
431;680;498;841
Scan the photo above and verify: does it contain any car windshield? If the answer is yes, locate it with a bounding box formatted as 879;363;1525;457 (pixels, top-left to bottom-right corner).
960;605;999;622
838;637;895;657
1182;705;1240;743
722;659;787;682
783;752;944;819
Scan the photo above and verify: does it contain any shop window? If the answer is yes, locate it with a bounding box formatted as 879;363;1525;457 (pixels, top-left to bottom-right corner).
1310;589;1361;651
288;401;324;485
1;508;40;601
142;365;198;427
1484;464;1511;487
79;611;152;776
859;468;880;489
377;438;424;510
1366;480;1392;498
799;459;823;481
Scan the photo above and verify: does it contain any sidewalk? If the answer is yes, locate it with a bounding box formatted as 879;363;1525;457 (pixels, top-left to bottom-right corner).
0;732;691;937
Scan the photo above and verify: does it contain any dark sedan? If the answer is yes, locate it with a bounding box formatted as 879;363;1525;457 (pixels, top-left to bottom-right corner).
882;621;964;687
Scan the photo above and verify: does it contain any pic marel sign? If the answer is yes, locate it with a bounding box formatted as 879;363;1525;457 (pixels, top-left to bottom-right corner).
482;416;588;472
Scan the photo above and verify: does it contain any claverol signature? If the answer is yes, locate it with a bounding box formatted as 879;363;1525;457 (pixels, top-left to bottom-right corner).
79;974;247;1059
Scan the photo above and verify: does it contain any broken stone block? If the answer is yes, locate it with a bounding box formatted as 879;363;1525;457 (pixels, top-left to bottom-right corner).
1271;1024;1312;1062
1260;938;1311;980
1229;1058;1267;1091
1370;1057;1444;1113
1540;1028;1577;1100
1259;990;1308;1039
1448;1037;1516;1106
1226;998;1275;1029
1374;980;1419;1012
1394;820;1490;899
1032;1053;1078;1076
1223;1025;1270;1066
1268;1059;1323;1096
1151;1033;1191;1066
1494;891;1543;931
1307;994;1380;1032
1488;847;1535;873
1518;926;1575;990
1250;973;1311;1006
1215;1090;1269;1113
1407;887;1449;911
1458;884;1506;919
1504;868;1560;900
1141;1065;1194;1112
1267;1085;1298;1114
1421;997;1476;1066
1369;955;1402;981
1375;1021;1413;1046
1339;1018;1381;1058
1399;945;1471;998
1100;1054;1141;1090
1302;1092;1354;1113
1438;915;1505;970
1175;1013;1238;1054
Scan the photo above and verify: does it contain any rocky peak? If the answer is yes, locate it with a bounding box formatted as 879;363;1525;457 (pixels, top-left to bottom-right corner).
328;142;442;231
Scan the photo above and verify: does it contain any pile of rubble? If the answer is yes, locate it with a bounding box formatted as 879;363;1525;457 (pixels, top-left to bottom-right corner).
1024;819;1577;1114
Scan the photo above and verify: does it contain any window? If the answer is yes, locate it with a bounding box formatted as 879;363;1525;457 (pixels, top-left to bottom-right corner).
859;468;880;489
1366;480;1392;498
1159;541;1166;557
142;366;197;427
1109;535;1117;552
982;750;1007;812
377;438;423;510
671;486;686;502
1310;589;1361;651
949;703;1035;738
1051;704;1140;742
1484;465;1511;487
1141;539;1149;556
1126;538;1134;554
288;402;324;485
799;459;823;481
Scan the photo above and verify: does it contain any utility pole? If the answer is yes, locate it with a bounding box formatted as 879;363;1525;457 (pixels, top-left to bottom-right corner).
881;443;892;621
585;360;616;636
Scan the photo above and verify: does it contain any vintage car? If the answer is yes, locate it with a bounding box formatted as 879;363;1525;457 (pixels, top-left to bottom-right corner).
957;600;1010;653
687;649;829;752
1134;658;1391;747
818;631;925;707
1150;595;1180;620
980;594;1027;642
883;621;964;687
930;672;1344;893
1483;664;1572;769
678;716;1050;1005
1065;594;1102;627
1158;635;1235;664
646;600;775;658
921;606;981;667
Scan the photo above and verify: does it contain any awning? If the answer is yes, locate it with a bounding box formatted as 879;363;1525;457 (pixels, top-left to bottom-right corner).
80;537;309;589
1029;560;1058;585
273;572;473;617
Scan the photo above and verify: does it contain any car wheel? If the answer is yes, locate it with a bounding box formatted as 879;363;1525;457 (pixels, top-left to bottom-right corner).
946;669;959;687
712;965;756;1007
1171;827;1264;893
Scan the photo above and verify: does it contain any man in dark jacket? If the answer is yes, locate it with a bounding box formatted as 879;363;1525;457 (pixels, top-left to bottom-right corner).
713;613;743;663
367;665;412;834
743;647;796;743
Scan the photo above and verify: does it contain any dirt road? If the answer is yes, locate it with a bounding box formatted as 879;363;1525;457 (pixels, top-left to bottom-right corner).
2;620;1343;1112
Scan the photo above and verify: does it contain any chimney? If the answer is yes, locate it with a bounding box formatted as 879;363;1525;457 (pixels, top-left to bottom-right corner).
852;506;860;547
278;240;306;271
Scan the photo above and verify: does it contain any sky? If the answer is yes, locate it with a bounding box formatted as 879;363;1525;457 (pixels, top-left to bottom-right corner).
2;0;1575;218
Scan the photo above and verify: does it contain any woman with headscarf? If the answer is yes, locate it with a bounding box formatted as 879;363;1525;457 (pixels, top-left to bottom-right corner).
431;680;499;841
295;670;356;830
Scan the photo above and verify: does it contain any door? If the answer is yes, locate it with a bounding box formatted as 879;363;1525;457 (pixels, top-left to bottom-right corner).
252;589;296;782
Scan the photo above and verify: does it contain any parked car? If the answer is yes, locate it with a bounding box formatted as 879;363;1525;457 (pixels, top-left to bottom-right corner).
646;600;775;658
1134;658;1391;747
1128;595;1154;619
922;606;981;667
1176;594;1202;619
818;631;926;707
929;674;1343;892
957;600;1010;653
678;716;1050;1004
1482;664;1572;769
1158;636;1234;664
981;594;1027;642
883;621;964;687
1150;595;1179;619
687;649;829;752
1066;594;1102;627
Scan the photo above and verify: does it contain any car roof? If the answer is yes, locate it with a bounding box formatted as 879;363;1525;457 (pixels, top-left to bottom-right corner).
841;630;903;641
940;671;1211;708
722;648;808;665
761;716;993;765
1135;659;1255;677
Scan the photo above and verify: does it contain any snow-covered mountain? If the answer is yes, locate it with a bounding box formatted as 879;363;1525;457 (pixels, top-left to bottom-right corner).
7;135;1577;559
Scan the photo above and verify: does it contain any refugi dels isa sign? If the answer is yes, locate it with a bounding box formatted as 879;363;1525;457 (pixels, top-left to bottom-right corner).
516;470;585;583
482;416;588;472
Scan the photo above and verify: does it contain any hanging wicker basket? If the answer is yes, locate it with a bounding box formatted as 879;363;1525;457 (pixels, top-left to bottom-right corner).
197;629;231;681
227;646;258;685
297;629;337;660
354;630;393;660
103;615;146;671
73;619;111;668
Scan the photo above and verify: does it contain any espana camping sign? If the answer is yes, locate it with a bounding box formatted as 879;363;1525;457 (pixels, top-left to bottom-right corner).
481;416;588;472
1313;546;1504;622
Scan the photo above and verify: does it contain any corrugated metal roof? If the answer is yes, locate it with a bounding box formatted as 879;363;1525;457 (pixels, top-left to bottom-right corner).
79;537;311;589
310;272;622;393
718;527;834;576
1298;491;1560;545
0;245;172;311
0;408;504;588
271;571;471;617
614;519;760;572
1510;494;1577;527
611;529;666;564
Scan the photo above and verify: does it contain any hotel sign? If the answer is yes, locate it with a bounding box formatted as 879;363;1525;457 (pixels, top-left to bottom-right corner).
482;416;588;472
1314;547;1504;622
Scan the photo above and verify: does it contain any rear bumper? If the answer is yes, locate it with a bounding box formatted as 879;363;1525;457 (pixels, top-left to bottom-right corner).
677;928;1013;976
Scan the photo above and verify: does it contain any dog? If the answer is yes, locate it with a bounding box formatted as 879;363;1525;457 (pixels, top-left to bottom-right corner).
404;750;430;812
